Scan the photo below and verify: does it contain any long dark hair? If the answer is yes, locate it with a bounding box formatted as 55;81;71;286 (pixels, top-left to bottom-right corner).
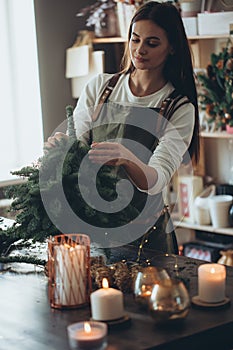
121;1;200;163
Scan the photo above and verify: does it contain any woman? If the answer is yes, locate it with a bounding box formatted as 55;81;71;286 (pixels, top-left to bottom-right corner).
46;1;200;258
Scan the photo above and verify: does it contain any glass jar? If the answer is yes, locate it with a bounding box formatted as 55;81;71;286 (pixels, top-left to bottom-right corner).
148;279;190;325
134;266;170;307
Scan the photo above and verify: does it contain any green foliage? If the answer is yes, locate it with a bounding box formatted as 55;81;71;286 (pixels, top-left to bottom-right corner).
197;38;233;127
1;106;140;257
66;105;76;140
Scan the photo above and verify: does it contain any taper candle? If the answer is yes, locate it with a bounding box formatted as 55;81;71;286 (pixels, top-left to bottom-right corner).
55;244;86;306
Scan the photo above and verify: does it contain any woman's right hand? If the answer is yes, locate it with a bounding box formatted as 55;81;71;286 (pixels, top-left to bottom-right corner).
43;132;68;152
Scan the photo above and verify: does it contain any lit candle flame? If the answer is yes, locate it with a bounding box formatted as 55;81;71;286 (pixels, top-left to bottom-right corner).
102;278;109;289
210;267;216;274
84;322;91;334
64;243;71;249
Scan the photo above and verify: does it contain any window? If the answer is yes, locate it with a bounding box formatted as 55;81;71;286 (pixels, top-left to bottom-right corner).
0;0;43;184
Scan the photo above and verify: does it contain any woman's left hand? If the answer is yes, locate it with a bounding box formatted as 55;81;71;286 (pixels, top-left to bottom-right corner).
88;142;132;166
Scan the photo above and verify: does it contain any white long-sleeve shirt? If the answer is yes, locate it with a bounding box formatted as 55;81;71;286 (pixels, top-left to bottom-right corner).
73;73;195;195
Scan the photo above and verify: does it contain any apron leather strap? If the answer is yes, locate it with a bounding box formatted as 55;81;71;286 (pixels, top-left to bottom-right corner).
91;73;121;122
92;73;189;123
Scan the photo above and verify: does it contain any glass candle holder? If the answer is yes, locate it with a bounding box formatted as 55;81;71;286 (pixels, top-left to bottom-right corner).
134;266;170;307
47;233;91;309
67;321;107;350
148;279;190;325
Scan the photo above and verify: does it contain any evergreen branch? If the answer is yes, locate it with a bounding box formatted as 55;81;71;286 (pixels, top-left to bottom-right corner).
0;255;46;266
1;105;141;259
66;105;76;140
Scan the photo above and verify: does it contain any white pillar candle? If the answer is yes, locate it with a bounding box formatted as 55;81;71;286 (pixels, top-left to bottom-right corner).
198;263;226;303
90;278;124;321
54;244;87;306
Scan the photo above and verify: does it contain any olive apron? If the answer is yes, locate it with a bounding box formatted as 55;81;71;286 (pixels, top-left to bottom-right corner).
90;99;179;258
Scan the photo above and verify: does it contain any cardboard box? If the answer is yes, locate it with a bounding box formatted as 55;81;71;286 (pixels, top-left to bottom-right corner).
197;12;233;35
182;17;198;36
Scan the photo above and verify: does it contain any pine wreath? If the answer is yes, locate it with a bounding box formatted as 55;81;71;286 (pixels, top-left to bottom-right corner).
1;106;140;259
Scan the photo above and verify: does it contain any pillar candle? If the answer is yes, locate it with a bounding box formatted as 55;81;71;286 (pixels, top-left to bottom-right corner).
90;278;124;321
198;263;226;303
54;244;87;306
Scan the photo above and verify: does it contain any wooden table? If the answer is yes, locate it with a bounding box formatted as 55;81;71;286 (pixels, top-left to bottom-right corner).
1;251;233;350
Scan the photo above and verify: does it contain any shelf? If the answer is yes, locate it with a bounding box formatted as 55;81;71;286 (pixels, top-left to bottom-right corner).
200;131;233;139
188;34;230;40
0;178;26;188
92;37;126;44
92;34;230;44
173;220;233;237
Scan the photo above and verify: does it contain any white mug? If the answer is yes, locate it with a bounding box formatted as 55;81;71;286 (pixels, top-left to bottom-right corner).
208;195;233;228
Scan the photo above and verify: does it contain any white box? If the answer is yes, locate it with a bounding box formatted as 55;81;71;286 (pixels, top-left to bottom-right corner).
182;17;198;36
117;2;136;38
178;175;203;223
70;50;104;98
197;12;233;35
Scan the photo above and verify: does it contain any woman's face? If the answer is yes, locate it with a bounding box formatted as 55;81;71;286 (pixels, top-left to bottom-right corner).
129;19;173;73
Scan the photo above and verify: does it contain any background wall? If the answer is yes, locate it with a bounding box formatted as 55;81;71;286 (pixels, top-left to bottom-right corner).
34;0;93;140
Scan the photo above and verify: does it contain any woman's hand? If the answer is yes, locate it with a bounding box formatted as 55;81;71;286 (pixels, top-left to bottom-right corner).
43;132;68;152
88;142;132;166
88;142;158;191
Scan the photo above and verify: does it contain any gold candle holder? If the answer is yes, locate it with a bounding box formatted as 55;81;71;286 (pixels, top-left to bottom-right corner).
48;234;91;309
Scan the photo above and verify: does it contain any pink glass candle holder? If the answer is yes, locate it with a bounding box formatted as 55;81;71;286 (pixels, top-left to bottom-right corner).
48;233;91;309
67;321;107;350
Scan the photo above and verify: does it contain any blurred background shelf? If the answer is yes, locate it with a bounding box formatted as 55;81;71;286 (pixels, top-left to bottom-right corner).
201;131;233;139
92;34;230;44
173;219;233;237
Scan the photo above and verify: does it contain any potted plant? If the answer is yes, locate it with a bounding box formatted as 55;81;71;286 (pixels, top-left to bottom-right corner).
226;120;233;134
76;0;120;38
197;38;233;132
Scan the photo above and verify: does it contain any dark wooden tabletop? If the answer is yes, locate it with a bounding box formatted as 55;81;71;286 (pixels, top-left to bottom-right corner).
1;251;233;350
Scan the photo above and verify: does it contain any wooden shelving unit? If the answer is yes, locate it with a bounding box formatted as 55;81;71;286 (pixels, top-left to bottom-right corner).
92;34;230;70
92;34;230;44
188;34;230;40
92;37;126;44
173;219;233;237
200;131;233;139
